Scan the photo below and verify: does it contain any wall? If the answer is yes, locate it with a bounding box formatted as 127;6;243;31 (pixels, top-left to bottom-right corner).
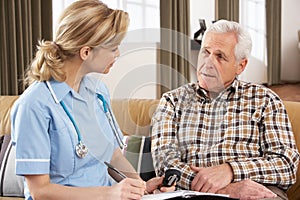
190;0;215;39
281;0;300;82
100;42;158;99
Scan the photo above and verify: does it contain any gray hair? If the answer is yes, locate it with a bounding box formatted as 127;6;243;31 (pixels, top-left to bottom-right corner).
202;19;252;62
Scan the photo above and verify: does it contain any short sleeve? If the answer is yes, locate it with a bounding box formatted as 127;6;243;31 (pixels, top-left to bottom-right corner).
11;101;51;175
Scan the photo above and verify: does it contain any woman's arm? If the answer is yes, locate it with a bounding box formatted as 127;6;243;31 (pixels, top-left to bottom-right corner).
25;173;146;200
110;147;140;179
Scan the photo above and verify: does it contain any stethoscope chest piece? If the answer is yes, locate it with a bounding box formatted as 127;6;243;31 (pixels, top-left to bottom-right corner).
76;141;88;158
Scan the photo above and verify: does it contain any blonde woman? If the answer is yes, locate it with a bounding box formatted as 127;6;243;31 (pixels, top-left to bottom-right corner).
11;1;173;199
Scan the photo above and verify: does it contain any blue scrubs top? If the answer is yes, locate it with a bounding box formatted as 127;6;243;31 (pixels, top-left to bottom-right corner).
11;74;121;199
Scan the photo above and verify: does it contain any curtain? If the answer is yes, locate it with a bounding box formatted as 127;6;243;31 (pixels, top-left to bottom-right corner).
0;0;52;95
215;0;239;22
158;0;191;97
266;0;281;85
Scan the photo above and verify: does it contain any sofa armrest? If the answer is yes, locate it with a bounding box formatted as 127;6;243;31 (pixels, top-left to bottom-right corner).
284;101;300;200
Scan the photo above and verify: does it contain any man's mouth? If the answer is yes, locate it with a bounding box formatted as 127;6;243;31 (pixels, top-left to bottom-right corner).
201;73;215;78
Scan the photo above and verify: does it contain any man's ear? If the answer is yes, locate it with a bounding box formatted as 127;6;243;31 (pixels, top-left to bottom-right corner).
79;46;91;60
236;58;248;75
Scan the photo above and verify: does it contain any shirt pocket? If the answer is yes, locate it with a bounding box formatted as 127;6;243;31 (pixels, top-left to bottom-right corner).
226;110;261;142
49;126;75;177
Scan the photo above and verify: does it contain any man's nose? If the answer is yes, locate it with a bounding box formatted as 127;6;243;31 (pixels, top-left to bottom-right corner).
204;56;215;68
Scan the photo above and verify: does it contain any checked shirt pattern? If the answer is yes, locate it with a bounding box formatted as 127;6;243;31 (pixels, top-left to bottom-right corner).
151;79;299;190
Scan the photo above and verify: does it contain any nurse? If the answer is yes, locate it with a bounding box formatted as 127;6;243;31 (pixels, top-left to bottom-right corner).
10;0;173;199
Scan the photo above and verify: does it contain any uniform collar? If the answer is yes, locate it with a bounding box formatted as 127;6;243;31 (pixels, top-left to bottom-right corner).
46;79;72;103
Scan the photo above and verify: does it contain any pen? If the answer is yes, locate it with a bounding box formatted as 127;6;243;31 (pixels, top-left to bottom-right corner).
104;161;149;195
104;161;127;180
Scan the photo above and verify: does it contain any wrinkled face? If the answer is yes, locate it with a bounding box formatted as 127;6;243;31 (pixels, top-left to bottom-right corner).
81;45;120;74
197;32;245;93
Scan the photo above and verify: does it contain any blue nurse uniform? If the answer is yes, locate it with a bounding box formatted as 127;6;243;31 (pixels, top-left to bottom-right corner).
11;74;121;199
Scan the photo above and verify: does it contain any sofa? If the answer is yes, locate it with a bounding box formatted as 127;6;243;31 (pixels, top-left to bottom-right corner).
0;96;299;200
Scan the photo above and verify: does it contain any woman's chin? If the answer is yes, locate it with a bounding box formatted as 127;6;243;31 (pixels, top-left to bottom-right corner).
102;70;110;74
101;66;111;74
102;64;114;74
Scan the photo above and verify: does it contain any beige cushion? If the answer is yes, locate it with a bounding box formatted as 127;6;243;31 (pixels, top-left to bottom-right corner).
0;96;19;137
111;99;159;136
0;197;22;200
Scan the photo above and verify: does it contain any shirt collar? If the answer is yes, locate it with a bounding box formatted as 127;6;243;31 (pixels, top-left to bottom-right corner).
195;78;238;102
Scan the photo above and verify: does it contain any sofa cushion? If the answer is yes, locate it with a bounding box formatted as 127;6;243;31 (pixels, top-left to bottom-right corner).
0;135;24;197
111;99;159;136
122;135;156;181
0;96;19;137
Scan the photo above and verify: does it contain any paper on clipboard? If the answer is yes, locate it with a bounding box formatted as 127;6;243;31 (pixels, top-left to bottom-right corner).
142;190;229;200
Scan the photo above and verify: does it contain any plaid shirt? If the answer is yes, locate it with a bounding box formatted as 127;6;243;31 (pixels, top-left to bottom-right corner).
151;79;299;190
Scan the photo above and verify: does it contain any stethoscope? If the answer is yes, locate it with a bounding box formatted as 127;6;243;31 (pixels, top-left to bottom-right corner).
46;81;126;158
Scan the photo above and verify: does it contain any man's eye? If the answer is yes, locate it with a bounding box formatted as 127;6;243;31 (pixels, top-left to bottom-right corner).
201;49;209;55
217;54;224;60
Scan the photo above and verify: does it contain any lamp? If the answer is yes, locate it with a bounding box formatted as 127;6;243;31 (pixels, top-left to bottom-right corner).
193;19;207;45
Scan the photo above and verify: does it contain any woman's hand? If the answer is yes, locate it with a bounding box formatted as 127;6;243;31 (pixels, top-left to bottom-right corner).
110;178;146;200
146;177;176;194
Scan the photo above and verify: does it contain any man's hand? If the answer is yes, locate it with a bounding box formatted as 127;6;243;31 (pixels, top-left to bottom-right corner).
190;163;233;193
217;179;277;200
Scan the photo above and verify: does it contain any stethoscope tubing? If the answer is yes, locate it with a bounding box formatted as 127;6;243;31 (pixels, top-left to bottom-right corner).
60;101;82;142
46;81;126;151
96;93;126;148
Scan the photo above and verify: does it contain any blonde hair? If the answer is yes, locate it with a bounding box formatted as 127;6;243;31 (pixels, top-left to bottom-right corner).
26;0;129;84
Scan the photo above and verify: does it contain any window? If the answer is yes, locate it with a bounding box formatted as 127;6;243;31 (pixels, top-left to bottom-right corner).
239;0;267;83
240;0;266;63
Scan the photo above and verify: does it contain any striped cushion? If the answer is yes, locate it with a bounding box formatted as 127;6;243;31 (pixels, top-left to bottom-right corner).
0;135;24;197
122;135;156;181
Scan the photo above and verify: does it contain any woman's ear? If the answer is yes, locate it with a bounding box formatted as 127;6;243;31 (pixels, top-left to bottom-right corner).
236;58;248;75
79;46;91;60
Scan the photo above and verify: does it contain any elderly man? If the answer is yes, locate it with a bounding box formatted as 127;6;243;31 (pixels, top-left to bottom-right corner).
151;20;299;199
